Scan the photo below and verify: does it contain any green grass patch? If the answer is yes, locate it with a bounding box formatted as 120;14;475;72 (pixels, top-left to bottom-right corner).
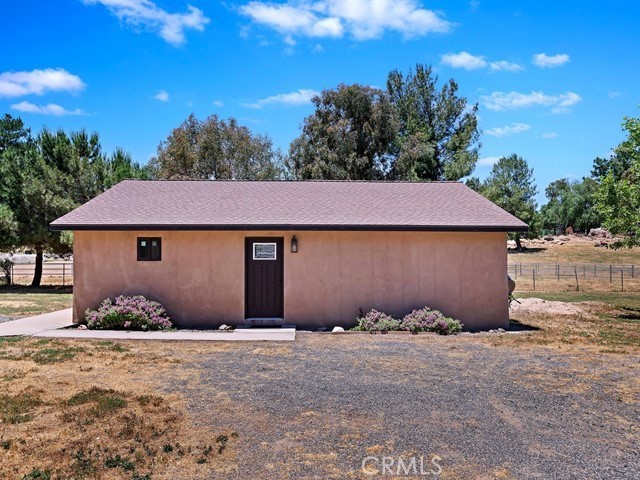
0;336;25;346
67;387;127;418
21;468;51;480
104;454;136;472
0;391;43;424
94;340;129;353
31;346;84;365
0;286;72;318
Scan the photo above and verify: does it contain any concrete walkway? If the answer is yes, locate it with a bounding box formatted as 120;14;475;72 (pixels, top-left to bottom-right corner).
0;308;75;336
0;308;295;341
34;328;296;342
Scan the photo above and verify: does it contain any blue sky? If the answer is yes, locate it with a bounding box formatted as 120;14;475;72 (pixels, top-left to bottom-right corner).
1;0;639;205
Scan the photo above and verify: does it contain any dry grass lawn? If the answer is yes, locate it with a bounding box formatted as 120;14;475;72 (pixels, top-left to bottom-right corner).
0;338;237;480
1;298;638;478
510;237;640;264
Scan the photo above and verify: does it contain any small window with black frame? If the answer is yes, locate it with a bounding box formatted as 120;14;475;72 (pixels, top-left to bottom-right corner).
137;237;161;261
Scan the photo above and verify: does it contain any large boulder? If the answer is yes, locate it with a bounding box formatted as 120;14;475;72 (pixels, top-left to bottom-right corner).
588;228;610;238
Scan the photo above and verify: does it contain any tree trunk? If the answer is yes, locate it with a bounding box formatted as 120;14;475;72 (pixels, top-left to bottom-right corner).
515;234;523;251
31;244;43;287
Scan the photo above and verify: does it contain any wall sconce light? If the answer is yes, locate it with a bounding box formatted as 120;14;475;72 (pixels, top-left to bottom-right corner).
291;235;299;253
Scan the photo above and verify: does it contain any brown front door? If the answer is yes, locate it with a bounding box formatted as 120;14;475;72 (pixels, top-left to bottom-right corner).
245;237;284;318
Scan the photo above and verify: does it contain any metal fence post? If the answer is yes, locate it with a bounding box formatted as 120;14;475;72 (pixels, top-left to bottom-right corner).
63;263;66;286
610;265;613;283
557;264;560;282
575;267;579;292
533;269;536;291
621;271;624;292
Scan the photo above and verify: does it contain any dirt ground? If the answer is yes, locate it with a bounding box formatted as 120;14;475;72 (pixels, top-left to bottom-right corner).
1;299;638;479
510;237;640;264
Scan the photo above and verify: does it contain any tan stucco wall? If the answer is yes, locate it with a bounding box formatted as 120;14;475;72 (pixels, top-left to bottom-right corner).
73;230;509;330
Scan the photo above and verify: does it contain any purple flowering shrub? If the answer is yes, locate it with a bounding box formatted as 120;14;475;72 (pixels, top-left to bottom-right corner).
353;306;463;335
400;307;463;335
353;309;401;333
85;295;173;331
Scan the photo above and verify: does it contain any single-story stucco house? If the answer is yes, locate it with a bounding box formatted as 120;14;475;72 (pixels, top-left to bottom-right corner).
50;180;528;331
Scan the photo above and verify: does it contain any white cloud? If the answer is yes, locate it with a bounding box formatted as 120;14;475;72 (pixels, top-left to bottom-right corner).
532;53;570;68
608;90;621;99
441;51;486;70
485;123;530;137
312;43;324;53
212;100;224;107
11;101;83;116
83;0;210;46
478;156;501;166
239;0;452;42
489;60;524;72
441;52;523;72
154;90;169;102
481;90;582;113
0;68;85;98
541;132;558;139
243;88;319;109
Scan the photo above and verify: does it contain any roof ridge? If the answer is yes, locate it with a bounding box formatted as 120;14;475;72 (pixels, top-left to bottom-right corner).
122;179;463;184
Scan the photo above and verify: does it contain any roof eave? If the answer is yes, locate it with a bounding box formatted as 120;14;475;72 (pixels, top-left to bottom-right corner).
50;223;529;233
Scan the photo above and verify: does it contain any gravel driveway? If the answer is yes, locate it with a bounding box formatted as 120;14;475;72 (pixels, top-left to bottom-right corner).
166;333;639;479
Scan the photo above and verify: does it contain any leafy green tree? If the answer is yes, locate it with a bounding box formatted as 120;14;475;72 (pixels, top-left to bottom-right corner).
482;154;538;250
104;148;150;188
0;114;32;153
149;114;283;180
0;203;17;247
386;64;480;181
1;116;148;285
464;176;482;192
288;84;398;180
0;115;31;250
594;114;640;248
1;144;75;285
541;177;601;233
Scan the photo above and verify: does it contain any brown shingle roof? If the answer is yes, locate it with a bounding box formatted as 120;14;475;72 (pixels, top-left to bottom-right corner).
50;180;528;232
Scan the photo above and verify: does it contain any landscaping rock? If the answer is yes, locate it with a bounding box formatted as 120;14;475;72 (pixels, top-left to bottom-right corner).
218;324;231;331
332;326;345;333
544;235;554;241
78;324;88;330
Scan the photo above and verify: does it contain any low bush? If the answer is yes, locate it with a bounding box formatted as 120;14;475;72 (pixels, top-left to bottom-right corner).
400;307;463;335
352;306;463;335
353;309;401;333
85;295;173;331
